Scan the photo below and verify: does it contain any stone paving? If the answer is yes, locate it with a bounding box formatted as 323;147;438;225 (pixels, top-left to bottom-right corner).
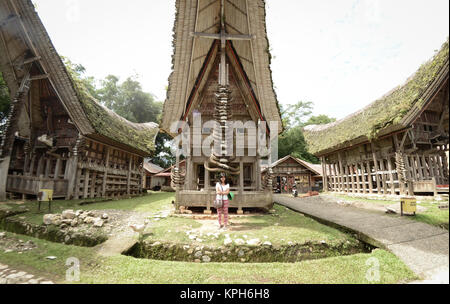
0;263;54;284
274;194;449;283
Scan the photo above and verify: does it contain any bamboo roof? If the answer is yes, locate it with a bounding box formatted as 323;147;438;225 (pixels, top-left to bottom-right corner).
262;155;323;176
0;0;158;156
161;0;282;136
304;40;449;156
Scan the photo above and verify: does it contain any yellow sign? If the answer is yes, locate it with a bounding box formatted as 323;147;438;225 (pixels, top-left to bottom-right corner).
38;189;53;202
400;197;416;215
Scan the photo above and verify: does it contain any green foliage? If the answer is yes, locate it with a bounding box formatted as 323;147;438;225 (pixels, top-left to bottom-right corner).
279;101;335;163
62;57;158;154
304;40;449;155
97;75;162;124
150;132;176;168
280;101;313;129
0;71;11;132
305;115;336;126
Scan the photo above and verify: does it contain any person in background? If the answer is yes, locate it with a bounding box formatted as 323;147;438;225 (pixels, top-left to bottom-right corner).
216;173;230;230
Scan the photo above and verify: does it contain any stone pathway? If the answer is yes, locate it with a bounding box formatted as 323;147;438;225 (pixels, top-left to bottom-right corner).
274;194;449;283
0;263;54;284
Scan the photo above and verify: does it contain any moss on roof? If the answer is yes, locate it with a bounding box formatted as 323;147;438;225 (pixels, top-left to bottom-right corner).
305;40;449;156
65;65;159;155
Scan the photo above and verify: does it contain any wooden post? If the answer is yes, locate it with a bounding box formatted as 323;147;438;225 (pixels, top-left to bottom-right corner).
90;171;97;198
238;157;244;214
102;147;110;197
409;155;418;181
321;157;328;192
387;157;396;195
54;158;61;180
256;155;261;191
36;156;45;177
28;155;36;175
127;156;132;196
65;156;79;199
333;163;338;192
422;155;430;179
44;158;51;178
366;161;373;194
361;162;367;194
355;163;361;193
379;158;388;195
338;153;344;192
371;143;381;194
416;155;424;181
74;168;82;199
83;169;90;199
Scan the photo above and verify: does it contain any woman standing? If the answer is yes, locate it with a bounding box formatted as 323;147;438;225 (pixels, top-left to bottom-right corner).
216;173;230;230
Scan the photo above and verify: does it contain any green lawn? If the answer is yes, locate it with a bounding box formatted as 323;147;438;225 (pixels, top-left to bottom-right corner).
1;192;174;225
0;231;417;284
147;204;358;248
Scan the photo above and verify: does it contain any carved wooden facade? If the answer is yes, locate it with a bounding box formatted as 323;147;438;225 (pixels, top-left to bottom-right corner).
0;0;158;200
161;0;282;212
262;156;323;194
305;42;449;196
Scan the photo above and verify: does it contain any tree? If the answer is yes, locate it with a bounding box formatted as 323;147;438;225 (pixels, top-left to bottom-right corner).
280;101;313;129
278;101;335;164
97;75;162;124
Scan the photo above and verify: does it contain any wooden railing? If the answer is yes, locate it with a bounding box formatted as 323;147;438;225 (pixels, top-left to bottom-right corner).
6;175;68;198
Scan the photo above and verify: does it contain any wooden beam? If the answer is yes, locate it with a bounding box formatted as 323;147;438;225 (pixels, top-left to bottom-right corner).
379;159;388;195
321;157;328;192
338;153;344;192
83;169;90;199
102;147;110;197
74;168;81;199
54;158;61;180
90;172;97;198
387;157;396;195
416;155;424;181
361;162;367;194
191;32;256;41
371;143;381;194
366;162;373;194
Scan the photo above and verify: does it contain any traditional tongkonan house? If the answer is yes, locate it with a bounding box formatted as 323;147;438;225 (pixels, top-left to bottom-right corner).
304;41;449;196
0;0;159;200
262;155;323;194
160;0;283;213
142;162;164;191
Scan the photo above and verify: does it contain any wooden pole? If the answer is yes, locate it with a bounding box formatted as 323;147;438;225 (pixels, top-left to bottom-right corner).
321;157;328;192
90;171;97;198
54;158;61;180
338;153;344;192
371;143;381;194
366;161;373;194
379;158;388;195
102;147;110;197
238;157;244;214
74;168;81;199
361;162;367;194
83;169;90;199
387;157;396;195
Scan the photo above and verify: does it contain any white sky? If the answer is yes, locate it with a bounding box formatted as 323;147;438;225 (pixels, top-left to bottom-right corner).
33;0;449;120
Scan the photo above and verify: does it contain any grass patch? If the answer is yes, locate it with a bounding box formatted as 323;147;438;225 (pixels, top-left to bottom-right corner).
1;192;174;226
145;204;358;248
0;231;417;284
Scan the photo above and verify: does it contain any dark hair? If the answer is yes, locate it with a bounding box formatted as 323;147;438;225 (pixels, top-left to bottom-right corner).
217;173;227;183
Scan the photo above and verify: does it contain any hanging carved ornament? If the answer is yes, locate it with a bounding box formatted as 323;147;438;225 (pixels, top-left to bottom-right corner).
171;166;185;190
204;85;240;175
395;152;408;183
262;168;274;191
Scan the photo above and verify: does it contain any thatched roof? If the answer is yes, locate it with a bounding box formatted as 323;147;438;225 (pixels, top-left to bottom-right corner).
161;0;282;136
262;155;323;176
0;0;158;156
143;162;164;174
304;40;449;156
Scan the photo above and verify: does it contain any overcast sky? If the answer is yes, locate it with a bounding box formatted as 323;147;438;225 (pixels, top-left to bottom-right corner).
33;0;449;120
